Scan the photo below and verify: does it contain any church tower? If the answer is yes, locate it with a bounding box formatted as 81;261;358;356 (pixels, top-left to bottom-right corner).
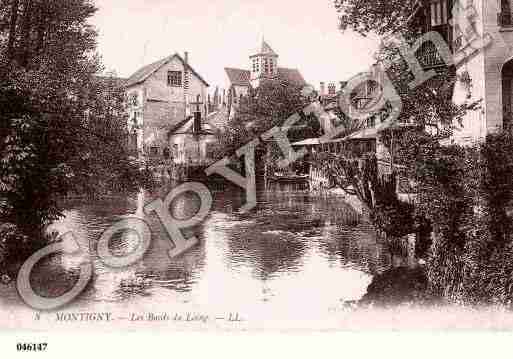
250;40;279;88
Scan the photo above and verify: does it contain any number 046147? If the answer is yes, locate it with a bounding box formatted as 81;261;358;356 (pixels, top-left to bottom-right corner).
17;343;48;352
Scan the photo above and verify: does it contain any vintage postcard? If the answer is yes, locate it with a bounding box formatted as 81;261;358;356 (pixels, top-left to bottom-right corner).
3;0;513;352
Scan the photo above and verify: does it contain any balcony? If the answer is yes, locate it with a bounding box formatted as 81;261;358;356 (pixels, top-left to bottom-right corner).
498;12;513;27
417;41;446;69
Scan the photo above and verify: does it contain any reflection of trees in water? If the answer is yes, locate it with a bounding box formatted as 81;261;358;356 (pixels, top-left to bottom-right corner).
49;192;208;300
136;199;208;293
29;253;82;299
217;188;311;280
226;231;307;281
317;225;392;275
219;186;372;280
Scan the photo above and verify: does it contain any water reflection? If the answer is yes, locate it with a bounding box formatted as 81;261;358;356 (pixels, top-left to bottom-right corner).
19;182;391;315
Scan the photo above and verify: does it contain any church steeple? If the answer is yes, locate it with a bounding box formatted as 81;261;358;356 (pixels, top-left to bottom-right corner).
250;40;279;87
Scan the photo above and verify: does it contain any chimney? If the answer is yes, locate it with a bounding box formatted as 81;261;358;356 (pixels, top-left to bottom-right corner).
184;51;190;116
214;86;220;109
320;82;325;96
193;94;202;134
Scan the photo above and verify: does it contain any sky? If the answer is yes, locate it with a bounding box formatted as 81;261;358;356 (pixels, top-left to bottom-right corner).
91;0;379;91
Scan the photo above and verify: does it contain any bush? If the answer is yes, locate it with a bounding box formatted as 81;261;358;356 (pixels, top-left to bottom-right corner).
0;223;29;274
416;132;513;303
360;266;436;306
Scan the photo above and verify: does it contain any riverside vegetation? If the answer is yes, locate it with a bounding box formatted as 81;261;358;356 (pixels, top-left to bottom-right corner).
0;0;149;278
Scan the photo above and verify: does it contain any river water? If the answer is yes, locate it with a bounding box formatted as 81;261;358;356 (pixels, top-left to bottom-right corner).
0;183;400;329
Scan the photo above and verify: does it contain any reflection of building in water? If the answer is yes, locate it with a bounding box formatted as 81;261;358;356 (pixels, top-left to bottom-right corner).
137;190;207;291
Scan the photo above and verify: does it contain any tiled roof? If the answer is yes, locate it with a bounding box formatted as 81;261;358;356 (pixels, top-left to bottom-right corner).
126;53;209;88
225;67;306;87
277;67;306;86
225;68;251;86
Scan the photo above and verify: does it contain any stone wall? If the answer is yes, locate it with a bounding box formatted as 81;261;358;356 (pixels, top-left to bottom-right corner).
126;56;209;157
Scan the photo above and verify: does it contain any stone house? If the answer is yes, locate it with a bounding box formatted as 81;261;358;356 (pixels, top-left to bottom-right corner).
124;52;209;159
167;104;228;166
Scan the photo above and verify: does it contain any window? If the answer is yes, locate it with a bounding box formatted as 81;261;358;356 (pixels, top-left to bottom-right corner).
253;58;259;72
430;0;448;27
163;147;170;159
502;0;511;14
129;92;139;107
168;71;182;87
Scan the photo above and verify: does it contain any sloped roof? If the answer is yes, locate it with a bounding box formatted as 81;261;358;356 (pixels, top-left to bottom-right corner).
225;67;306;87
342;127;379;140
167;116;193;136
250;40;279;57
168;115;218;136
341;118;419;141
278;67;306;86
225;68;251;86
260;41;278;56
126;53;209;88
95;75;127;87
206;107;229;131
291;138;321;146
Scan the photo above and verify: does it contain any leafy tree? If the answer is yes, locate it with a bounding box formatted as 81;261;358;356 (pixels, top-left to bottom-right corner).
334;0;418;36
214;80;320;162
0;0;145;268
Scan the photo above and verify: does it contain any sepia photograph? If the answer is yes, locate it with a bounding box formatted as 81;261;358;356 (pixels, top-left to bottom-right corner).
2;0;513;356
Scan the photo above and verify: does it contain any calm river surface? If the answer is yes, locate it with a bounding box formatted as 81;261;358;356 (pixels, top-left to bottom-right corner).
0;183;399;329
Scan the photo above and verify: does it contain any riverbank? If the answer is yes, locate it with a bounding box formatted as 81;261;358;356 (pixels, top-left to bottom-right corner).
359;266;439;307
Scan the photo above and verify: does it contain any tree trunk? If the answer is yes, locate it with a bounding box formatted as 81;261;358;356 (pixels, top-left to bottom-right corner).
19;0;33;67
35;1;46;54
7;0;20;59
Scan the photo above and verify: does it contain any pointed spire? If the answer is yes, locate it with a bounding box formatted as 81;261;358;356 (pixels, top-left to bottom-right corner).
251;38;278;57
260;40;277;56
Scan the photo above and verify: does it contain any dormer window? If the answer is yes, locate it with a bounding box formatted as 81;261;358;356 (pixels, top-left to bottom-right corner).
168;71;182;87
